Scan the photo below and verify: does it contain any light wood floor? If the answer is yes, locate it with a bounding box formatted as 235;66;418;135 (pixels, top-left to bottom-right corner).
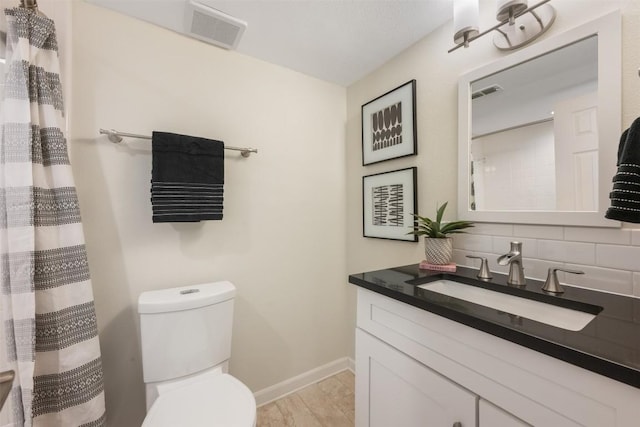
256;370;355;427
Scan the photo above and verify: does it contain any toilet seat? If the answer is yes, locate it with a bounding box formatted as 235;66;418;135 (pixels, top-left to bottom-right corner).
142;373;256;427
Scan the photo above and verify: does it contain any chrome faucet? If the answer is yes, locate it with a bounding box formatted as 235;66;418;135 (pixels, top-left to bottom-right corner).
497;241;525;286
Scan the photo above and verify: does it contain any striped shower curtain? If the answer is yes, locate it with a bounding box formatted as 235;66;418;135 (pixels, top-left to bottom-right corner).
0;7;106;427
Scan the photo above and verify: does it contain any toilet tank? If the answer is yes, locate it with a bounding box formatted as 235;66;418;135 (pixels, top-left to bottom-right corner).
138;281;236;384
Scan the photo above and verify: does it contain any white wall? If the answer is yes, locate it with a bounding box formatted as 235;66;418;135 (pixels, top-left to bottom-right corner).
346;0;640;356
69;2;348;426
347;0;501;279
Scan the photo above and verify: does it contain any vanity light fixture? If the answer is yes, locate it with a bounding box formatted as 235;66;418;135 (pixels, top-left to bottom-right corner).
450;0;556;53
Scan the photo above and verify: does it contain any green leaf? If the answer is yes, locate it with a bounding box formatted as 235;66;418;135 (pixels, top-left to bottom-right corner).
440;221;474;234
435;202;448;224
431;220;440;236
410;202;474;237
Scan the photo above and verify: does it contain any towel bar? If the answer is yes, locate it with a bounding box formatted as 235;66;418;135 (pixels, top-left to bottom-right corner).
99;129;258;158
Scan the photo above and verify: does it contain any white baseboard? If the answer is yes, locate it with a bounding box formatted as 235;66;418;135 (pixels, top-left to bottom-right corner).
254;357;355;407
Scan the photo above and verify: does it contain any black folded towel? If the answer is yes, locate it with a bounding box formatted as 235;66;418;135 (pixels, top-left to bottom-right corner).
151;132;224;223
605;117;640;223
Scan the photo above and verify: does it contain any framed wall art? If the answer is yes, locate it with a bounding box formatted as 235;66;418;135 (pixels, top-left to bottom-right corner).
362;80;417;165
363;167;418;242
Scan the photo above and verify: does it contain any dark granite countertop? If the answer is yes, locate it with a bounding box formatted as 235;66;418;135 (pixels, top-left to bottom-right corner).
349;264;640;389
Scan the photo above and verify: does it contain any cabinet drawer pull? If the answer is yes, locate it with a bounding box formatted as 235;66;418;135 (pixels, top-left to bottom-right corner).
453;423;462;427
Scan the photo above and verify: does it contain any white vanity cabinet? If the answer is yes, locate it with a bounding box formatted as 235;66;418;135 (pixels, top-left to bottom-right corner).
356;329;476;427
355;288;640;427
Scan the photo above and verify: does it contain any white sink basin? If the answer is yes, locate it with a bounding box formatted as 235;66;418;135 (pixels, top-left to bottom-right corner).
418;280;596;331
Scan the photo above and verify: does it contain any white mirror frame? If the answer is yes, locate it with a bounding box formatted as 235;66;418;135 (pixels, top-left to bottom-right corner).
458;10;621;227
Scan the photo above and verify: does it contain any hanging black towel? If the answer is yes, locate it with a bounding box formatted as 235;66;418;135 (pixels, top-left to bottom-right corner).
605;117;640;223
151;131;224;223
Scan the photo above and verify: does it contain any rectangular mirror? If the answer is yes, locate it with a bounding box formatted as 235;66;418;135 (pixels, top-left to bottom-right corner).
458;11;621;227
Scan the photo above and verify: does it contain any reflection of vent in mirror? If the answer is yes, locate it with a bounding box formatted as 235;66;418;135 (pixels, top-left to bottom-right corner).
185;1;247;50
471;84;503;100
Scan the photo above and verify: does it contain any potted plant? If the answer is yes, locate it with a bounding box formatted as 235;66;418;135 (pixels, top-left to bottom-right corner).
409;202;474;265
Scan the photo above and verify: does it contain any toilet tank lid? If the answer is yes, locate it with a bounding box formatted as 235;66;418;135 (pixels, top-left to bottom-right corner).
138;281;236;314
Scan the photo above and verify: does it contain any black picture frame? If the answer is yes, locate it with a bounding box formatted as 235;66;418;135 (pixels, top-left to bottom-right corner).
362;167;418;242
361;80;417;165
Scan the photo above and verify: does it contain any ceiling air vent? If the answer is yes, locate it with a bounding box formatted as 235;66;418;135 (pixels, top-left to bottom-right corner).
185;1;247;50
471;84;504;100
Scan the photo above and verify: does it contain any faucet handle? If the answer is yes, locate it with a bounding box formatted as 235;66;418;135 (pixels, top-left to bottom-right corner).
466;255;493;280
542;268;585;294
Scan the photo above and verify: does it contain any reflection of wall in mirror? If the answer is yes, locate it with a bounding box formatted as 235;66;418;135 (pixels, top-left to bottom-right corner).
471;120;556;211
553;92;598;212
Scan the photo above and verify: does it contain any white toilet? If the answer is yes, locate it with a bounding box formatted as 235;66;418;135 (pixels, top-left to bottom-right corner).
138;281;256;426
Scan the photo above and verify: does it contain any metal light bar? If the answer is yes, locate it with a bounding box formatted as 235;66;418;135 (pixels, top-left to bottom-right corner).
449;0;553;53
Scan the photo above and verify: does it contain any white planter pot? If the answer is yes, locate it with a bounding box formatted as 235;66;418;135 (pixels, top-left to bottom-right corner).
424;237;453;265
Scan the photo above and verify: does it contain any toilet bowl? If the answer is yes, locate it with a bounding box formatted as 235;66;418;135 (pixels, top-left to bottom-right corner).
138;281;256;426
141;368;256;427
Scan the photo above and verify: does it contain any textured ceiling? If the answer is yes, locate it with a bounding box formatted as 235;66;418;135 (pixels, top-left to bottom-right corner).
86;0;454;86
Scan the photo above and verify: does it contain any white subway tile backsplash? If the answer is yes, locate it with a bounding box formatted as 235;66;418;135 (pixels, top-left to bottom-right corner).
452;234;493;253
564;264;633;295
452;249;472;267
513;224;563;240
596;245;640;271
537;240;595;264
450;225;640;297
493;237;538;258
564;227;632;245
468;223;513;237
490;261;510;276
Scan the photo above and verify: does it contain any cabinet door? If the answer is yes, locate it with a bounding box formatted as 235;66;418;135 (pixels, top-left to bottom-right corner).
356;328;477;427
480;399;531;427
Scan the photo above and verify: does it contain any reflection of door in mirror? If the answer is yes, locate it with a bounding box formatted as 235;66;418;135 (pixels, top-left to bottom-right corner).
553;92;598;211
469;35;598;212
